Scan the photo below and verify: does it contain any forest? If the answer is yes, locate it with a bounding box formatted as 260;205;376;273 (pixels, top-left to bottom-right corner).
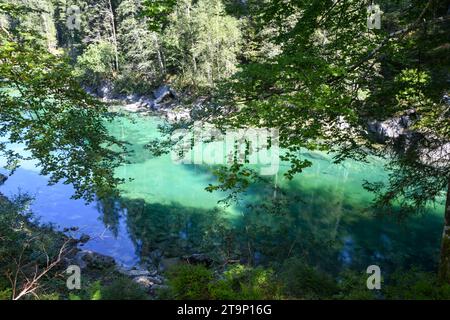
0;0;450;301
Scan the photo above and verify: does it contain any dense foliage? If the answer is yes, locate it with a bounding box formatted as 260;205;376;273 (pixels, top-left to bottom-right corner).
161;262;450;300
0;2;126;201
12;0;244;92
0;193;69;300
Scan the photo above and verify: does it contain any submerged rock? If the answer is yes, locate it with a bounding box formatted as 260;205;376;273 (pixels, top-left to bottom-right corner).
79;234;90;244
0;174;8;186
300;152;331;162
76;250;115;270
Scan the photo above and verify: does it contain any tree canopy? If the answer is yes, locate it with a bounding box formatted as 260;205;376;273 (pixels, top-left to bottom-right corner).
0;3;126;201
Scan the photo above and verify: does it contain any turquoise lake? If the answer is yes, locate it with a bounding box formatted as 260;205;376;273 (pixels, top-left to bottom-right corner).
0;113;445;274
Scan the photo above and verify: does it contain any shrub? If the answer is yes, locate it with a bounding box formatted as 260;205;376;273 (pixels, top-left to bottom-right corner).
210;265;282;300
0;288;11;300
0;193;69;300
165;264;214;300
385;269;450;300
163;0;242;89
39;293;60;300
334;270;377;300
280;258;339;299
100;278;148;300
74;41;117;87
164;263;282;300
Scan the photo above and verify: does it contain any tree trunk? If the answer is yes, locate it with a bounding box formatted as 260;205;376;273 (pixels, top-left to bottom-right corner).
107;0;119;72
155;35;165;76
438;179;450;283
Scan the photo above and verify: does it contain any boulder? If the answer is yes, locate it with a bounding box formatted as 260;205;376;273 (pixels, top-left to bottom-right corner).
139;97;155;109
367;109;450;167
151;275;165;284
152;85;177;109
133;275;163;288
368;111;415;143
165;108;191;122
154;85;175;101
368;118;404;142
125;94;140;103
97;81;114;100
420;142;450;168
133;276;155;291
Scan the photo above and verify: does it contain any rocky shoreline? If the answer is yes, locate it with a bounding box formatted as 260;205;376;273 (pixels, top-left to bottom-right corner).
66;248;169;296
367;107;450;167
65;245;213;297
1;150;183;298
87;83;191;122
0;172;168;298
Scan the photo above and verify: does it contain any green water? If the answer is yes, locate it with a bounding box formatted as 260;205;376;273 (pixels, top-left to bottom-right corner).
0;111;443;271
102;113;444;273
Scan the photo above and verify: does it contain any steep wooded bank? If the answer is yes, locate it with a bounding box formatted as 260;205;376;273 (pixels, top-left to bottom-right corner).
0;0;246;95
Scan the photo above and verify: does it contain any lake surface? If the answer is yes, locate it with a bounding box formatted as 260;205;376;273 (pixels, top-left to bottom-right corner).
0;113;445;274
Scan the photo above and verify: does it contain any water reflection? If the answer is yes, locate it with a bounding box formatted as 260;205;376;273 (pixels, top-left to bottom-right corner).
0;113;444;275
96;175;443;275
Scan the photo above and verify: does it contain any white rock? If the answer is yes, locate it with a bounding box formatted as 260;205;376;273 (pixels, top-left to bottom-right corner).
133;276;154;290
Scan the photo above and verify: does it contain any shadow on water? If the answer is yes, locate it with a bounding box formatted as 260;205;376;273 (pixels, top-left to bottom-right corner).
101;113;445;274
98;178;444;275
